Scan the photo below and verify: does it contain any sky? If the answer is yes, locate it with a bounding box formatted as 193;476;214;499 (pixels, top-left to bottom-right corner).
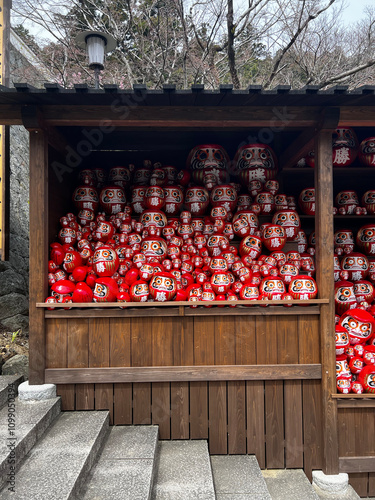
341;0;369;24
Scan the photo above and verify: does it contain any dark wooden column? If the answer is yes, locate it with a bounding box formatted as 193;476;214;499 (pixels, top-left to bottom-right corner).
29;130;48;384
314;129;338;474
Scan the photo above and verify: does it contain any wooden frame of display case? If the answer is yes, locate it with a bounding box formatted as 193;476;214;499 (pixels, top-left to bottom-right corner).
0;85;375;495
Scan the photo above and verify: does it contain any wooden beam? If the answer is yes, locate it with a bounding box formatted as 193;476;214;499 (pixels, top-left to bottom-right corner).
21;105;68;154
339;457;375;473
280;108;340;169
29;129;48;385
45;364;322;384
39;105;323;127
37;298;329;308
315;129;339;474
336;398;375;408
44;305;322;319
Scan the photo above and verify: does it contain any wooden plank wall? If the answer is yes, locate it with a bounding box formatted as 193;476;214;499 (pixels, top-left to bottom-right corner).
338;409;375;497
46;313;323;474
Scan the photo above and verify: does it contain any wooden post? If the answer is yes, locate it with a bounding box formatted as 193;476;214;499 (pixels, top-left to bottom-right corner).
314;129;339;474
29;130;48;384
0;0;10;260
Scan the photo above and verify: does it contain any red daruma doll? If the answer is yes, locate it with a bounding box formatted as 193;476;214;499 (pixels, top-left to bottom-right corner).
186;144;229;190
272;210;301;241
288;276;318;302
234;143;278;186
149;272;177;302
262;225;286;252
339;308;375;345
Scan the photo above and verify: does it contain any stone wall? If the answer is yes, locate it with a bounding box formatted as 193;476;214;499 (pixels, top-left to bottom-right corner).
0;33;51;333
0;125;30;332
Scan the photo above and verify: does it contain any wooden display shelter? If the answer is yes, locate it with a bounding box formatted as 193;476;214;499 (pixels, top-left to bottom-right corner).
0;83;374;496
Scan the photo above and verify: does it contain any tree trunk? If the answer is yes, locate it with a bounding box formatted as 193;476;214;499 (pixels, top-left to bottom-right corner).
227;0;240;89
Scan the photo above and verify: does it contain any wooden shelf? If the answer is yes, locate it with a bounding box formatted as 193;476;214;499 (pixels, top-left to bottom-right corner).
37;299;328;308
41;301;325;318
333;393;375;408
282;167;375;174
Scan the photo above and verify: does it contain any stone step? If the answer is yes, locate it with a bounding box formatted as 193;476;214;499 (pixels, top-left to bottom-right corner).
262;469;320;500
211;455;272;500
0;375;23;409
0;410;109;499
0;396;60;489
81;425;159;500
152;440;216;500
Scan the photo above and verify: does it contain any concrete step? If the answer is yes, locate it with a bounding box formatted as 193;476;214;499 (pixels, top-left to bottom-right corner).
313;483;361;500
152;440;216;500
0;410;109;499
81;425;159;500
0;375;23;409
262;469;320;500
0;396;60;489
211;455;271;500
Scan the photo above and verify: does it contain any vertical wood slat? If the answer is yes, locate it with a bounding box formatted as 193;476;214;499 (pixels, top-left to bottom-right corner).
73;308;93;412
303;380;324;480
247;381;265;468
209;316;235;454
368;473;375;496
29;130;48;385
315;129;339;475
46;319;74;410
151;317;173;439
132;317;152;425
284;381;303;468
89;319;112;422
228;381;246;455
110;318;132;425
171;317;193;439
349;474;369;497
190;317;214;439
265;380;284;468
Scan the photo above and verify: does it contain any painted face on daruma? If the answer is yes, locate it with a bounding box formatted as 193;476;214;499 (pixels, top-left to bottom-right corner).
359;137;375;166
334;281;357;316
163;186;184;215
272;211;301;240
130;281;149;302
93;247;119;277
362;190;375;214
93;278;118;302
335;326;349;355
288;277;317;300
334;230;354;252
141;210;167;228
188;145;228;172
335;191;359;208
356;225;375;255
340;309;375;345
240;285;259;300
184;187;209;213
149;273;177;301
108;166;131;188
210;185;238;212
354;280;375;303
341;253;369;281
239;235;262;259
99;187;126;215
298;188;315;215
259;278;285;299
141;238;167;260
235;144;278;183
73;186;99;212
262;225;286;252
58;227;77;245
